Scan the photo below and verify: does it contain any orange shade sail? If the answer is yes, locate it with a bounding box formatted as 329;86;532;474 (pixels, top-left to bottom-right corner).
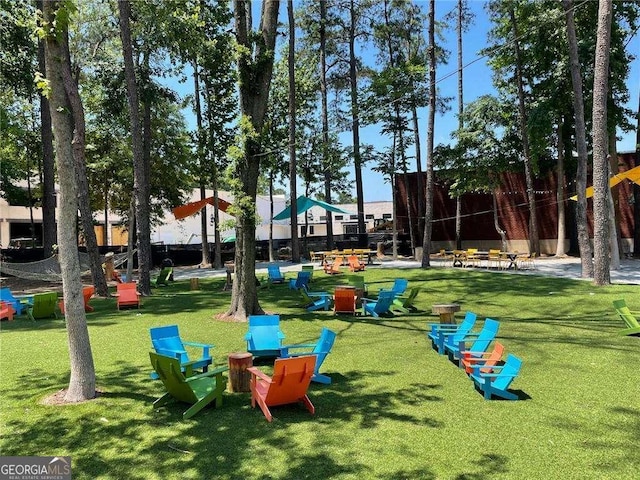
172;196;232;220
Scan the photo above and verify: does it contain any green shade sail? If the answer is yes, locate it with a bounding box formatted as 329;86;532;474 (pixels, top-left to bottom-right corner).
273;196;352;221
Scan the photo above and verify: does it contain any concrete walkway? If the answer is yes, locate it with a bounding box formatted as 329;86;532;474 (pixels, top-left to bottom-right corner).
171;256;640;285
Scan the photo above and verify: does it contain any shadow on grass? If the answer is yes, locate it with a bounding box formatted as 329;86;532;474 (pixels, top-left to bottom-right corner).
2;363;446;479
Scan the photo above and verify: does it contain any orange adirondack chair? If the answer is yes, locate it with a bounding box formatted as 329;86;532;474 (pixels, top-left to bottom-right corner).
347;254;365;272
116;282;141;310
334;287;356;315
324;256;343;275
248;355;316;422
1;301;15;321
461;341;505;374
59;285;95;315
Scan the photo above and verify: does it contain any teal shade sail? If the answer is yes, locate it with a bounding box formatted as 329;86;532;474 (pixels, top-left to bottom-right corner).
273;196;351;221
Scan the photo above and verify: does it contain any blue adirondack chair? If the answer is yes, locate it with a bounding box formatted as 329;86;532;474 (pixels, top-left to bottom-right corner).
427;311;478;355
362;290;397;317
150;325;213;379
470;353;522;400
444;318;500;364
289;270;312;290
245;315;286;357
280;327;337;384
380;278;408;297
300;287;331;311
0;287;26;315
267;264;285;286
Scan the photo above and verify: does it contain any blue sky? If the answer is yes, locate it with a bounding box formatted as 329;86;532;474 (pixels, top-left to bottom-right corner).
171;1;639;203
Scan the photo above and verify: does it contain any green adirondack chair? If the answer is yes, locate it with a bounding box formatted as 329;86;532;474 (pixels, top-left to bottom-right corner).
612;299;640;336
154;267;173;287
27;292;58;321
149;352;228;420
391;286;421;313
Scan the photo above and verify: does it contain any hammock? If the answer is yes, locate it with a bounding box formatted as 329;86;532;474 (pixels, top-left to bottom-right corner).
0;251;134;283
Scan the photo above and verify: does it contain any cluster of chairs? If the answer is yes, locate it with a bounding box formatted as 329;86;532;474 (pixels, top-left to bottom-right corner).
427;312;523;400
148;317;337;422
1;287;59;321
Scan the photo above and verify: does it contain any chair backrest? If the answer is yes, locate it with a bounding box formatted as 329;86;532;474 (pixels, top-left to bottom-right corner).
117;282;139;305
348;255;363;268
247;315;284;350
151;325;188;363
390;279;408;295
469;318;500;352
149;352;198;403
613;299;640;329
263;356;316;407
31;292;58;319
312;328;337;369
331;256;343;268
156;267;173;284
447;311;478;343
294;271;312;289
268;264;283;281
372;290;396;313
334;287;356;313
83;285;95;302
492;353;522;391
0;287;23;315
466;341;505;374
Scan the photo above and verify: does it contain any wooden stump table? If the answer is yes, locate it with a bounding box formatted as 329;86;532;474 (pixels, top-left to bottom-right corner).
432;303;460;324
228;352;253;393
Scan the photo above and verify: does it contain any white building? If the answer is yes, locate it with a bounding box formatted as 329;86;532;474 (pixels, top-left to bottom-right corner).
0;185;391;247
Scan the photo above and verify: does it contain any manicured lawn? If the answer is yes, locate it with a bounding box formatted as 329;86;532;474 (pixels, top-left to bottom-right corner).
1;267;638;479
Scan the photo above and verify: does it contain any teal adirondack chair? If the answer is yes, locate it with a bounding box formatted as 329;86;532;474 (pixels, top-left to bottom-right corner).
362;290;396;317
289;270;312;290
27;292;58;321
427;311;478;355
267;264;285;287
154;267;173;287
444;318;500;364
150;325;213;379
380;278;408;297
245;315;286;357
280;327;337;384
470;353;522;400
149;352;228;420
612;299;640;336
0;287;26;315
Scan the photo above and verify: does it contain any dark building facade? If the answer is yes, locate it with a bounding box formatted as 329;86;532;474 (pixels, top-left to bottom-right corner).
395;152;638;255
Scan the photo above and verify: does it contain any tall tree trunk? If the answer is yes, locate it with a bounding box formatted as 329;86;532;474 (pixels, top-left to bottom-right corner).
320;0;334;250
634;91;640;258
349;0;366;238
227;0;280;320
269;174;275;262
37;25;57;255
609;130;622;264
391;133;398;259
203;77;223;269
563;0;593;277
455;0;464;251
288;0;300;263
193;60;210;266
411;106;424;239
592;0;613;285
43;0;96;403
118;0;152;295
59;51;108;296
509;7;539;256
421;0;436;268
493;192;507;250
555;121;567;257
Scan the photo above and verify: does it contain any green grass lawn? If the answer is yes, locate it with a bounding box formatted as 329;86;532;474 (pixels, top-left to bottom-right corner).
1;267;638;479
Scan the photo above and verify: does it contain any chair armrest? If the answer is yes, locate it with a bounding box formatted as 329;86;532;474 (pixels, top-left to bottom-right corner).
183;341;214;349
474;372;517;379
186;365;229;381
462;351;494;359
281;343;316;350
247;367;272;383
